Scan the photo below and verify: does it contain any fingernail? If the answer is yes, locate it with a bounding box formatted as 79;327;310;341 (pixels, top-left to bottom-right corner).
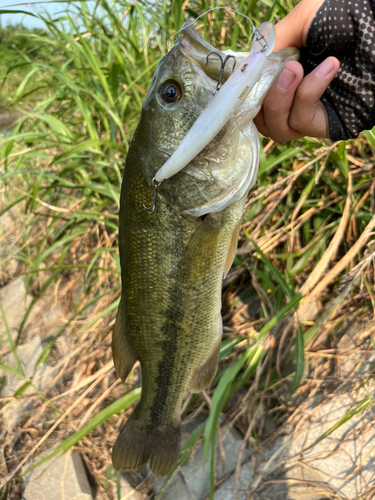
314;58;334;78
276;68;296;91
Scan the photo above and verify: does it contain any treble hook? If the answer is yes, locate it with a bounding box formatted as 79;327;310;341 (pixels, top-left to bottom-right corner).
142;178;168;214
253;29;268;53
206;52;236;95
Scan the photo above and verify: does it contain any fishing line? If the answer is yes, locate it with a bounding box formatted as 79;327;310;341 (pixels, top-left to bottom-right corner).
171;6;266;49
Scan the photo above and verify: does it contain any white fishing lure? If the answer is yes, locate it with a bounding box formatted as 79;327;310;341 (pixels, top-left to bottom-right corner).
154;22;276;185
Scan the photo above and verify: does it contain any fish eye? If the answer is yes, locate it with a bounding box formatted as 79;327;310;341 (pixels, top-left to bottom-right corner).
160;80;181;104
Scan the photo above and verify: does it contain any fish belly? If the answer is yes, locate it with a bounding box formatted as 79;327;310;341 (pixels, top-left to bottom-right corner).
112;155;245;475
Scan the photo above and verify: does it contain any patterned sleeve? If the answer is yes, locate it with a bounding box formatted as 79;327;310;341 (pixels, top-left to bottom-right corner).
299;0;375;141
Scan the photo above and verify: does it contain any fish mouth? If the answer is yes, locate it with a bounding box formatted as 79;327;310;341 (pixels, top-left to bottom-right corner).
154;22;297;187
176;22;236;84
269;46;300;61
153;23;300;215
176;23;299;85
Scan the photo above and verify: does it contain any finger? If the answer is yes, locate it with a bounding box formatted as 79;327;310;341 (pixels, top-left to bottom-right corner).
288;57;340;137
259;61;305;142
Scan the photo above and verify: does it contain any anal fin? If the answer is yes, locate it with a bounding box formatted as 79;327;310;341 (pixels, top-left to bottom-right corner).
112;302;137;382
188;341;220;393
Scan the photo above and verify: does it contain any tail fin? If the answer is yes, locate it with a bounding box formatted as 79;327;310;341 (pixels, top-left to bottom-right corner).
112;413;181;477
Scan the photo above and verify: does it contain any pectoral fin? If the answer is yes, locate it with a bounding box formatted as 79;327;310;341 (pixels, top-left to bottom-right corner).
112;302;137;382
178;216;222;281
223;221;241;278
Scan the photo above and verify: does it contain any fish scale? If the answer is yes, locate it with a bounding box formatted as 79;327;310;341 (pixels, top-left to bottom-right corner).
111;22;299;476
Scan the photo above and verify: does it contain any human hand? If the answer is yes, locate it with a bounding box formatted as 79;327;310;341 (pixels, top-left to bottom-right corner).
254;0;340;141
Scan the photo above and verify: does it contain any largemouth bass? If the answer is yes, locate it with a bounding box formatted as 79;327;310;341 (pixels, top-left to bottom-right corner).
112;22;298;476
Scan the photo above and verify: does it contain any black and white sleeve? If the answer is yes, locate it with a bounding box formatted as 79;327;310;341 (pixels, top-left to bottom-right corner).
299;0;375;141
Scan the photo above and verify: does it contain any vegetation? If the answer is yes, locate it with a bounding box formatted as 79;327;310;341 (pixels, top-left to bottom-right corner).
0;22;49;109
0;1;374;499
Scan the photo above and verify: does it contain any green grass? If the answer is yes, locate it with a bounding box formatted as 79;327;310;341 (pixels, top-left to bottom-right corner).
1;1;375;498
0;23;49;109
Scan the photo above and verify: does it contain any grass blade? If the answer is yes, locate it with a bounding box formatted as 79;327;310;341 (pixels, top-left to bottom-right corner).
24;388;141;473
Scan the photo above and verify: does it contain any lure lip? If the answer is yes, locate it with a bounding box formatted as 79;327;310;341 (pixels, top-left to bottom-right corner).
153;22;276;186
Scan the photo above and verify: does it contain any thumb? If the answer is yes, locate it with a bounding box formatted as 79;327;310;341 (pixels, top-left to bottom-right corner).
273;15;304;52
273;0;326;52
